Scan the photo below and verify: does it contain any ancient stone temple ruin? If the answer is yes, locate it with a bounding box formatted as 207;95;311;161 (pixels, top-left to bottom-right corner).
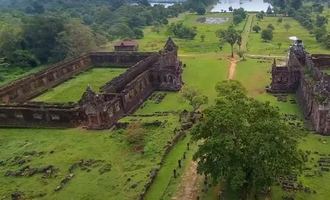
268;40;330;135
0;38;183;129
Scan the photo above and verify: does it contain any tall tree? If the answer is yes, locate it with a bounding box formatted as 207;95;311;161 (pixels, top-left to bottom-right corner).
216;26;240;58
192;80;304;199
181;86;208;111
22;16;65;63
55;19;98;59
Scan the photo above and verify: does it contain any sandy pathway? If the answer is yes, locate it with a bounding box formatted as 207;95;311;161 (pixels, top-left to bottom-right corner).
171;162;202;200
228;56;238;80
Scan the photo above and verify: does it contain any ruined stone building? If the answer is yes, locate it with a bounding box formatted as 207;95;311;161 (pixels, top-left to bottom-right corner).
268;40;330;135
114;40;139;52
0;38;182;129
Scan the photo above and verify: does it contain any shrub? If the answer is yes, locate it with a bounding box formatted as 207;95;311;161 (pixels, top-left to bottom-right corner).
167;22;197;40
261;29;273;41
126;123;146;148
9;50;39;67
252;25;261;33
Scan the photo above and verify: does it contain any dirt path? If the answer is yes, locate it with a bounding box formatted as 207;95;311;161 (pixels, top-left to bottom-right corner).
171;14;253;200
172;162;202;200
241;14;254;52
226;14;253;80
228;56;238;80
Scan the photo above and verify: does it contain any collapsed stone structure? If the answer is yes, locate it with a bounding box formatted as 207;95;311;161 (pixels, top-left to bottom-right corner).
268;40;330;135
0;38;182;129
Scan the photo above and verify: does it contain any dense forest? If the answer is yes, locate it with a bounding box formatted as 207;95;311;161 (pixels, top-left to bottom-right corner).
0;0;327;68
0;0;216;67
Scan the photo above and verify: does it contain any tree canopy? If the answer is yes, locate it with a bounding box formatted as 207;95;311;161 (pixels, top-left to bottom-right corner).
192;80;304;199
216;26;241;57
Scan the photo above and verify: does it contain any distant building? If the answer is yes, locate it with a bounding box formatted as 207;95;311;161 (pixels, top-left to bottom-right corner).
114;40;138;52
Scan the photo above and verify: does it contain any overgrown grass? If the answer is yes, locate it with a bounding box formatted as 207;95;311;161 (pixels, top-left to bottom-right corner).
33;68;126;103
248;16;329;55
272;134;330;200
145;135;192;200
0;115;179;200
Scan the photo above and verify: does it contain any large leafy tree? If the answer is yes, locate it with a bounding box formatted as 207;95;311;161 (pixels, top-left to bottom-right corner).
181;86;208;111
192;80;304;199
55;19;99;59
22;16;65;63
216;26;240;58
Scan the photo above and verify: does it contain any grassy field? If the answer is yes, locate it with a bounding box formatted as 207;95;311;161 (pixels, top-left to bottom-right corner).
136;12;245;53
248;16;329;55
33;68;126;103
137;53;229;115
0;115;179;200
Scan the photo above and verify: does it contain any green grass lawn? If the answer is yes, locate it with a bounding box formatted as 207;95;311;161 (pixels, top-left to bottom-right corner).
132;12;246;54
33;68;126;103
136;53;229;114
248;16;329;55
235;58;302;115
0;115;179;200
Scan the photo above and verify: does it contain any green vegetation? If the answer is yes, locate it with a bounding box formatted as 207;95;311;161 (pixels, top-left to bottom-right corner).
145;135;192;200
248;16;329;55
167;22;197;40
216;26;242;57
269;0;330;49
322;68;330;75
0;1;186;67
0;1;330;199
34;68;125;103
192;80;303;199
0;115;179;200
137;13;246;53
0;65;44;86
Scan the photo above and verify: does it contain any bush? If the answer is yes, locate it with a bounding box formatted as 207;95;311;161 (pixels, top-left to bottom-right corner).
267;24;275;31
261;29;273;41
196;7;206;15
252;25;261;33
126;123;146;148
168;22;197;40
133;28;144;39
233;8;247;25
9;50;39;67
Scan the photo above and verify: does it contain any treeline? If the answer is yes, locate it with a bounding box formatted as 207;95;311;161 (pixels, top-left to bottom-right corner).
0;0;185;67
268;0;330;48
0;0;220;67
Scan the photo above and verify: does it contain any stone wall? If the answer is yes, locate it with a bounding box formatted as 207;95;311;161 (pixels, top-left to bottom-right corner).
0;52;156;104
0;103;80;128
0;55;92;104
80;38;183;129
90;52;154;67
0;38;183;129
268;43;330;135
